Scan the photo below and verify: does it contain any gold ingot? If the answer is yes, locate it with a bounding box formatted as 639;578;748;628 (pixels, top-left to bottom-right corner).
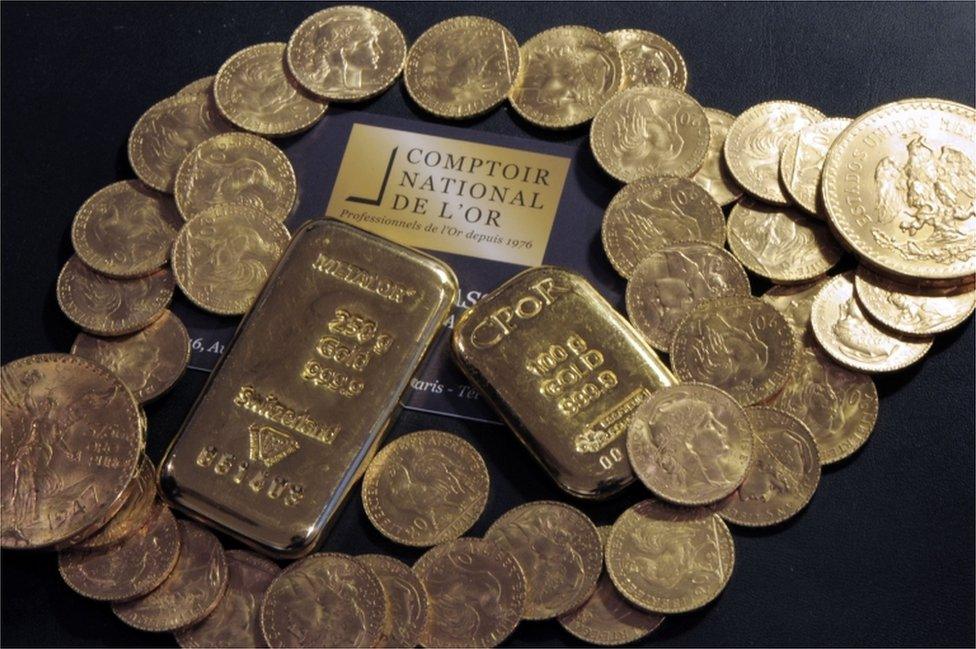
160;220;457;558
452;267;675;499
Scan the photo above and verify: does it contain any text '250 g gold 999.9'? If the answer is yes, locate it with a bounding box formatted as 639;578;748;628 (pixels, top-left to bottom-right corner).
452;267;675;499
160;219;458;558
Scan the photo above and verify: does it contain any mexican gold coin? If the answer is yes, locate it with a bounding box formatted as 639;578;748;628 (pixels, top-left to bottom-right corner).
171;204;291;316
286;5;406;102
70;180;182;278
779;117;851;216
260;553;385;648
415;537;526;648
606;500;734;614
811;272;933;372
821;99;976;281
175;550;281;649
73;454;157;550
113;520;229;632
58;505;180;602
128;92;233;193
605;29;687;91
1;353;143;550
509;26;622;129
768;344;879;464
627;383;754;506
727;198;843;284
557;527;664;646
692;107;743;206
215;42;328;137
671;296;797;405
626;242;751;351
404;16;520;119
601;176;725;278
854;265;975;336
724;100;824;205
56;256;174;336
362;430;489;547
358;554;428;648
174;132;297;221
484;500;602;620
71;309;190;404
713;407;820;527
591;86;709;182
177;76;215;97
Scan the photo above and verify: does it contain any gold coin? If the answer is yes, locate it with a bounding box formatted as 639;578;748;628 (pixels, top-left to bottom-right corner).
727;198;843;284
606;499;734;614
854;265;975;336
114;520;229;632
175;550;281;649
671;296;797;405
174;132;297;222
484;500;602;620
626;242;751;351
1;353;143;549
214;42;328;137
286;5;406;102
73;454;157;550
358;554;428;648
627;383;754;505
768;344;879;464
557;527;664;646
779;117;851;216
605;29;687;91
404;16;520;119
71;309;190;404
822;99;976;281
57;256;174;336
724;100;824;205
128;92;233;193
692;107;744;206
171;204;291;316
70;180;182;278
713;407;820;527
177;76;215;97
58;504;179;601
601;176;725;278
415;537;526;648
591;86;709;182
761;280;828;338
811;271;933;372
509;26;622;129
260;552;385;648
362;430;489;547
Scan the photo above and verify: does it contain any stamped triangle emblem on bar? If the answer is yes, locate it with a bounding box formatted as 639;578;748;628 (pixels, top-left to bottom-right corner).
248;424;299;467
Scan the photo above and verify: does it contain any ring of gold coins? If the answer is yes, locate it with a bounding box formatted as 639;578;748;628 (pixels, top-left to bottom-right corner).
2;5;973;648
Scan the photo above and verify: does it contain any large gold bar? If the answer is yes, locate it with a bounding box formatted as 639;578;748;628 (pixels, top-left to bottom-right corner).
452;267;675;499
160;219;458;558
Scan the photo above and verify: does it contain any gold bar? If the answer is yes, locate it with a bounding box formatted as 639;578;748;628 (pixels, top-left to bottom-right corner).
160;219;458;558
452;267;675;499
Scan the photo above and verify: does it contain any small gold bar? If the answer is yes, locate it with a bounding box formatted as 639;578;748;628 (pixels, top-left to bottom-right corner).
160;219;458;558
452;267;675;499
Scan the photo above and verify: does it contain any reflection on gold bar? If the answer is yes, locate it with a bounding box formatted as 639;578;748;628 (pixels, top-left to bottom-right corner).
452;267;674;499
160;219;458;558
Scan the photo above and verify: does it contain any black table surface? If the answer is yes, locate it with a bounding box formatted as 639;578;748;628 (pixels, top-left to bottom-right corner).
2;2;974;647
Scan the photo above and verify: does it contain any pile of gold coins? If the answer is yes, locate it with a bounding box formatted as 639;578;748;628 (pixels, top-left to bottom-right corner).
2;4;974;648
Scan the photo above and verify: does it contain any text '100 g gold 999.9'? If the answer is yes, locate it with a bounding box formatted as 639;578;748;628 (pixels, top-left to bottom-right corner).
452;267;675;499
159;219;458;558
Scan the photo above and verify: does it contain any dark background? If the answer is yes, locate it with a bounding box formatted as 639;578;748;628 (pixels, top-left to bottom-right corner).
2;2;974;647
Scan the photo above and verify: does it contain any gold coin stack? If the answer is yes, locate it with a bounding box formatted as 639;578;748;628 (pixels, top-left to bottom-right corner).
2;5;973;648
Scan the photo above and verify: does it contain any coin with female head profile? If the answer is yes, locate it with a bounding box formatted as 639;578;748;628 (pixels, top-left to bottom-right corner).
591;86;709;182
605;29;687;91
362;430;489;547
286;5;406;102
509;26;622;129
